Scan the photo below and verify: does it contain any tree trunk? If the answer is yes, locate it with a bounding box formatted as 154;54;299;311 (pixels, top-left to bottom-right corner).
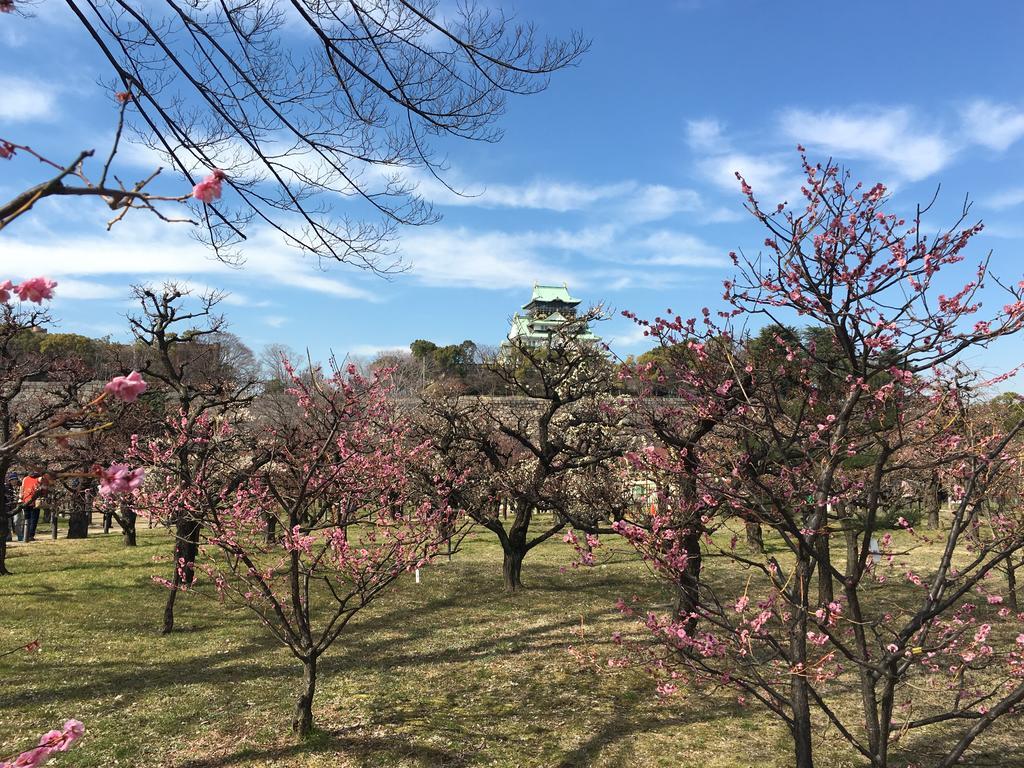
292;656;317;738
674;527;702;635
816;532;834;606
926;471;941;529
162;518;200;634
745;519;764;553
502;544;525;592
102;508;112;534
1008;557;1019;613
66;492;90;539
0;512;9;576
120;499;137;547
264;513;277;545
789;561;815;768
123;513;137;547
67;505;89;538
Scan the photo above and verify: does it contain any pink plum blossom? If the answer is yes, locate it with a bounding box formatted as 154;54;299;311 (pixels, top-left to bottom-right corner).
2;721;83;768
104;370;148;403
98;463;145;496
0;280;13;302
14;277;56;303
192;169;227;204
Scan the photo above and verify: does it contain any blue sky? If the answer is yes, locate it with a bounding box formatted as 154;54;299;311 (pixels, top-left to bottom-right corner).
2;0;1024;381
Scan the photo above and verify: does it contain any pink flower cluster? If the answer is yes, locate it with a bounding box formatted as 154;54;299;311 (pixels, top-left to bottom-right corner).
104;370;148;403
1;720;84;768
192;169;227;204
0;277;56;304
0;141;15;159
98;463;145;496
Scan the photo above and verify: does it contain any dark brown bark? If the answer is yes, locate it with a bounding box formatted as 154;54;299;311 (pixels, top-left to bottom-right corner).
926;471;941;529
674;528;702;635
123;513;137;547
0;509;9;576
120;498;137;547
816;532;834;606
162;518;200;634
1008;558;1019;613
264;513;277;545
502;542;525;592
292;655;318;738
789;559;815;768
67;507;89;538
745;519;764;553
67;489;90;539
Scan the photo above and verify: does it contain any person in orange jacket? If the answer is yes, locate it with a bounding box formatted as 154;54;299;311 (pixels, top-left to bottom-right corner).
20;474;45;542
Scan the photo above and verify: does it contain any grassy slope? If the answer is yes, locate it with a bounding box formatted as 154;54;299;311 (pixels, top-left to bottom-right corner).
0;524;1020;767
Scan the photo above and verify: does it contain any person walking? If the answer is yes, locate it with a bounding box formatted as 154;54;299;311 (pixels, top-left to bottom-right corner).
20;474;43;542
6;473;22;542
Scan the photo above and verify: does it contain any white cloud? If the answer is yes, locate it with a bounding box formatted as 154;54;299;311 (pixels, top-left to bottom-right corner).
779;107;953;181
620;184;702;223
49;278;125;301
398;227;578;289
961;100;1024;152
1;218;375;301
0;76;59;122
605;322;657;353
636;230;725;267
687;118;726;152
698;151;798;203
346;343;409;358
437;179;634;212
416;170;703;222
986;187;1024;210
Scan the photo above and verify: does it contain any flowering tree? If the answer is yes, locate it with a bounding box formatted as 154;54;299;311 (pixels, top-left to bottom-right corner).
616;156;1024;768
0;280;147;573
1;0;585;268
136;361;457;736
123;283;259;632
421;312;625;591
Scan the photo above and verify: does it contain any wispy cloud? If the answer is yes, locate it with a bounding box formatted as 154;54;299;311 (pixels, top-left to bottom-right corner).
779;107;954;181
687;117;802;203
0;76;59;122
398;226;578;289
701;151;798;200
985;187;1024;211
605;322;656;353
686;118;726;152
417;169;706;224
51;278;125;301
1;218;375;301
961;100;1024;152
636;230;725;266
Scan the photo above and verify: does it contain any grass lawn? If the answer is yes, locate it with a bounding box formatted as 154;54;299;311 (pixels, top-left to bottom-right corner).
0;522;1021;767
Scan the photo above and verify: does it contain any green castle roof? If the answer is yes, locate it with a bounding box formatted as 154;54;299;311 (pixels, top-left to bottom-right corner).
522;283;580;310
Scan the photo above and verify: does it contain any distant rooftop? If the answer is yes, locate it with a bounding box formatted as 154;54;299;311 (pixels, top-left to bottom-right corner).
522;283;580;310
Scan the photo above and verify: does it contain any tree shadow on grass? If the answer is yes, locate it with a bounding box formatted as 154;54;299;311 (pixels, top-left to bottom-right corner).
5;633;290;711
177;721;468;768
173;695;726;768
553;705;720;768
